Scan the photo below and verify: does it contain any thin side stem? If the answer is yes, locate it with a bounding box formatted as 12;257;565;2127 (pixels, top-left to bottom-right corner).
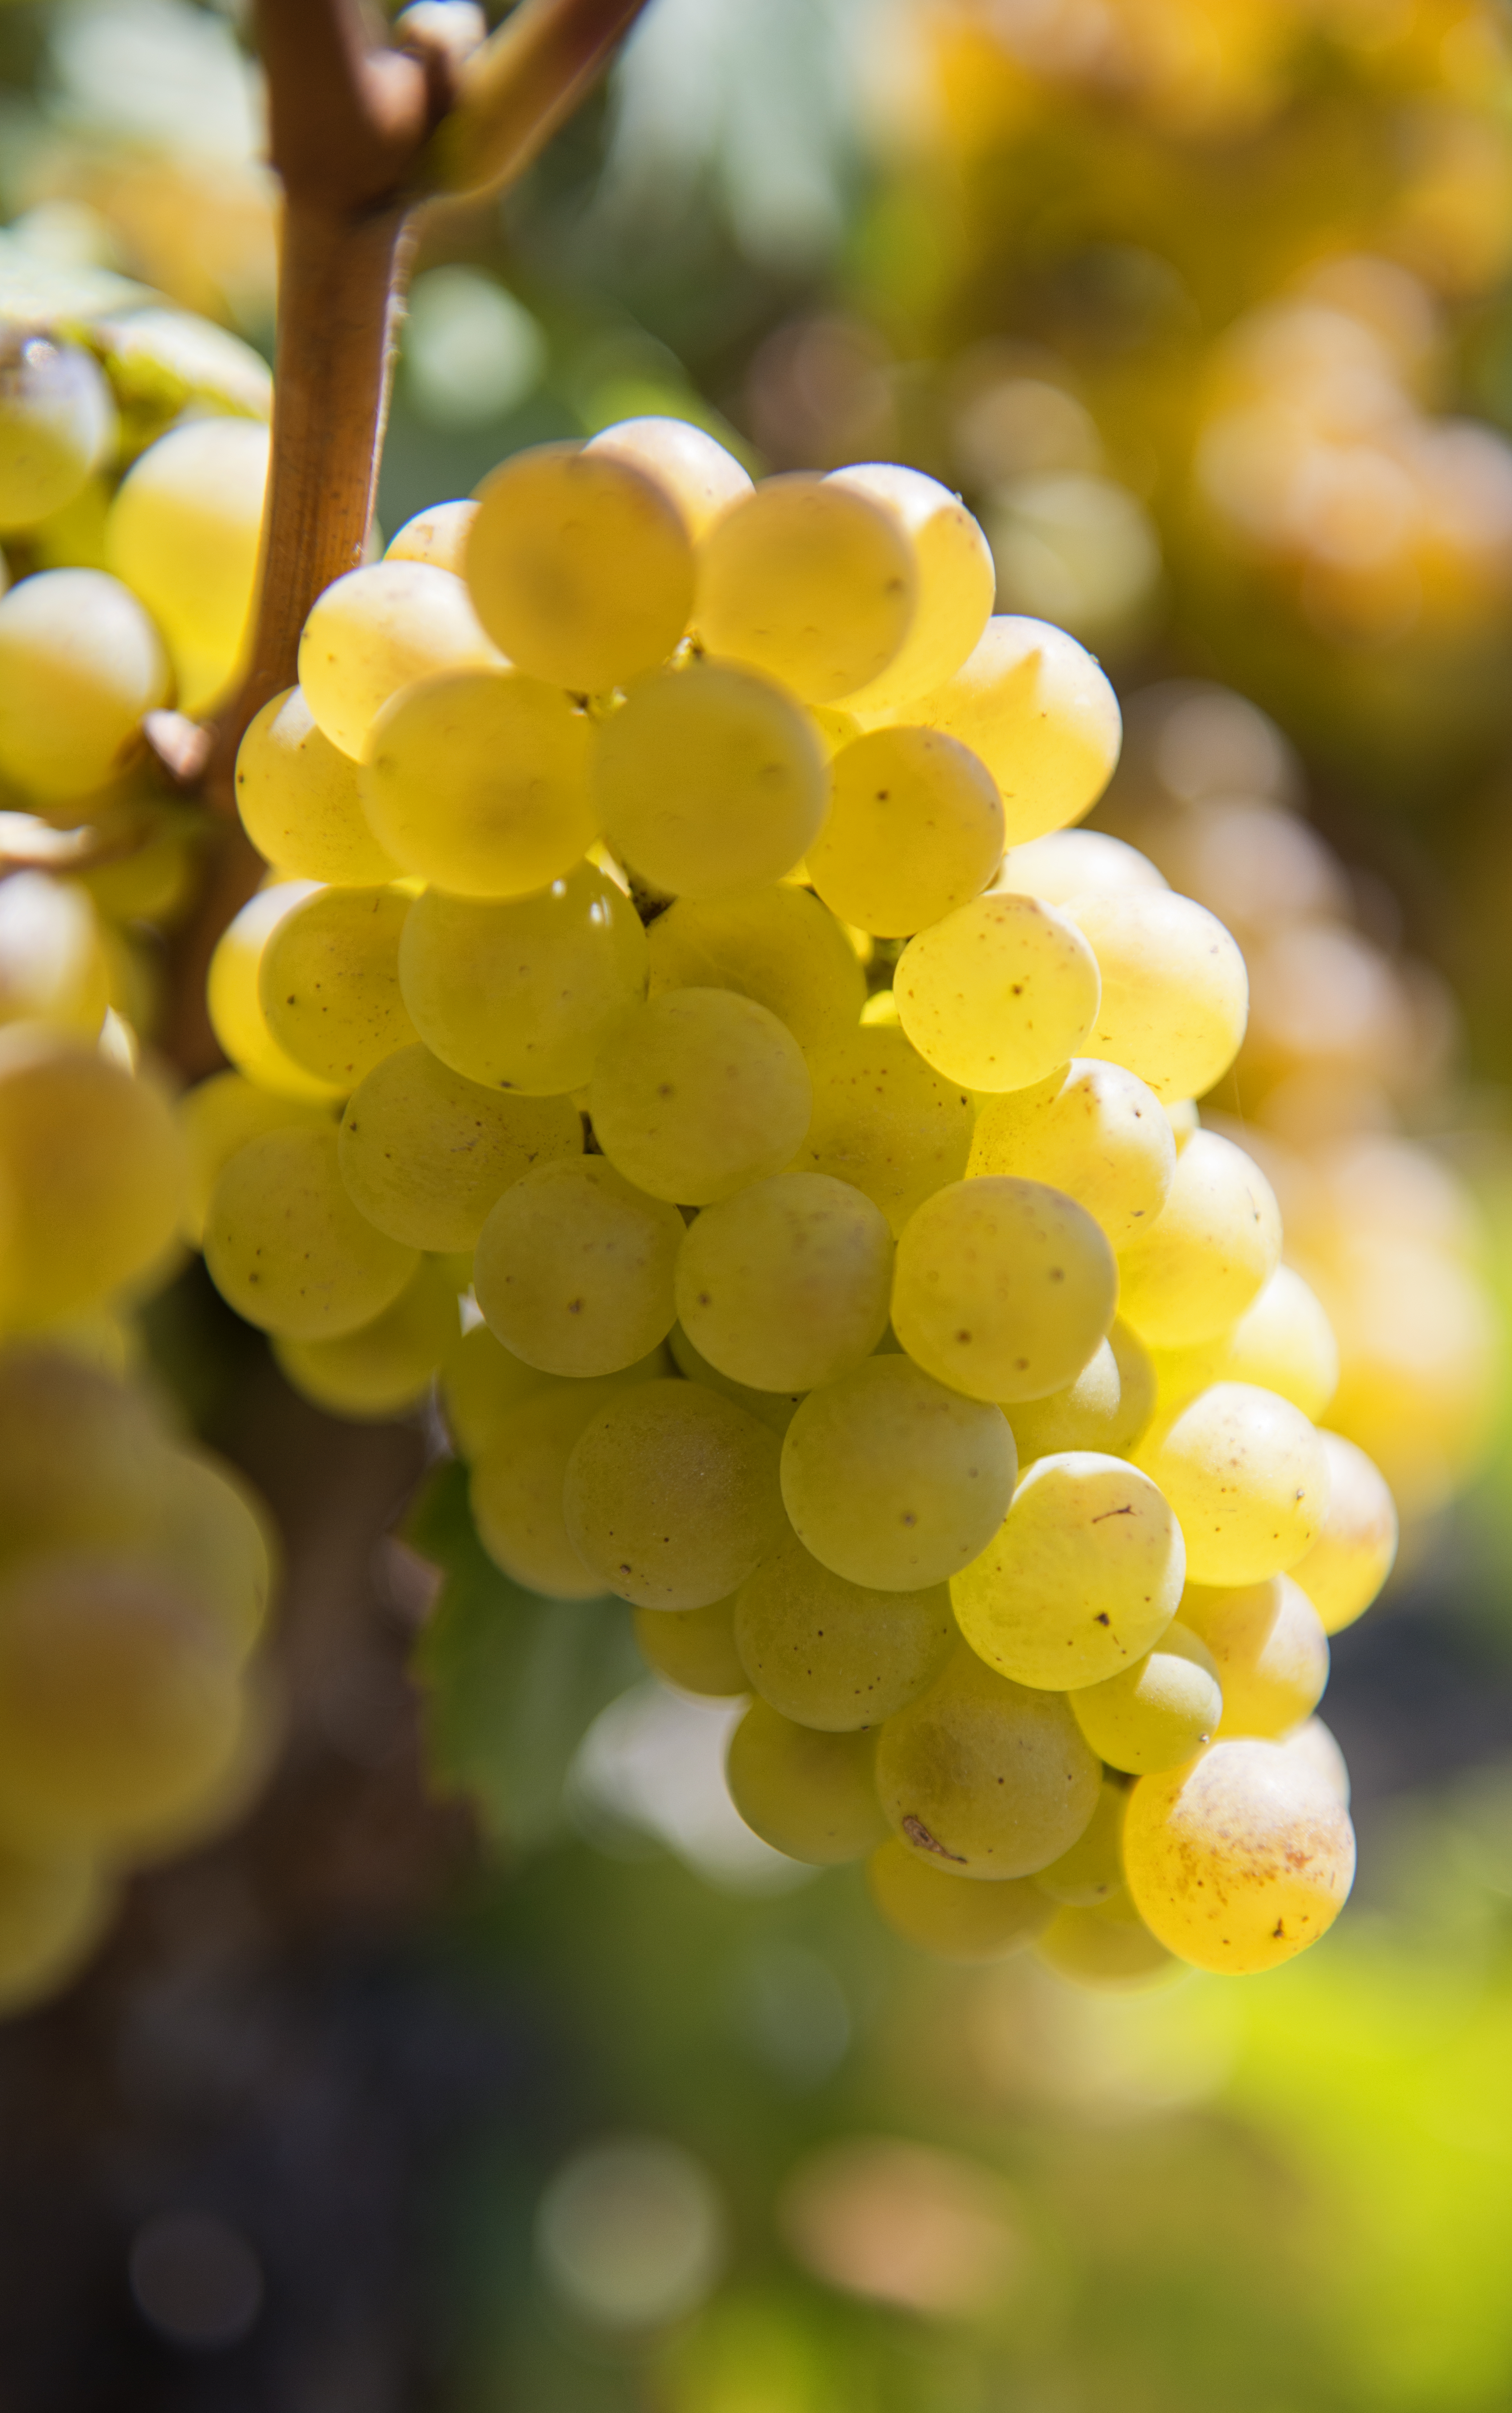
433;0;649;197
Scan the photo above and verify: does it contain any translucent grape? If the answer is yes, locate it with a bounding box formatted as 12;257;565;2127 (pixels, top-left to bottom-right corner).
1288;1431;1398;1636
824;464;995;712
385;498;477;573
1150;1263;1340;1423
257;883;416;1090
564;1378;785;1609
106;416;267;710
1035;1777;1127;1905
996;828;1167;906
584;415;753;539
299;561;499;758
1067;891;1248;1103
875;1646;1102;1878
177;1070;333;1247
471;1376;635;1598
439;1317;554;1458
1134;1383;1329;1586
968;1058;1174;1247
895;892;1100;1091
1036;1891;1174;1988
675;1172;892;1393
696;474;916;704
467;441;694;690
0;568;169;800
734;1531;954;1731
633;1597;747;1698
206;882;346;1102
726;1703;887;1863
794;1025;973;1237
647;884;864;1052
594;661;826;898
808;728;1004;938
588;988;812;1205
274;1256;460;1421
667;1322;804;1434
781;1355;1016;1591
0;334;113;530
1281;1715;1350;1805
1006;1321;1155;1462
0;870;109;1037
1116;1131;1282;1350
1123;1739;1355;1974
236;686;399;885
893;616;1121;841
867;1837;1050;1962
361;667;596;896
473;1156;683;1378
1180;1576;1330;1739
398;864;648;1094
339;1043;582;1252
1070;1622;1223;1776
204;1123;418;1339
892;1177;1117;1405
0;1350;177;1568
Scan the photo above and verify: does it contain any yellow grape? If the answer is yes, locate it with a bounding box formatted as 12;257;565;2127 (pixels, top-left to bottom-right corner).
274;1256;460;1421
1150;1263;1340;1423
0;1841;112;2014
584;415;753;538
236;686;399;886
647;883;864;1052
1167;1099;1201;1149
0;334;113;530
564;1378;785;1609
1071;1622;1223;1776
1036;1891;1174;1989
587;988;811;1205
384;498;477;572
726;1702;887;1864
696;473;917;703
0;870;109;1037
438;1318;554;1458
1180;1576;1330;1739
470;1376;636;1598
668;1322;804;1434
895;891;1100;1091
0;1349;174;1563
1116;1131;1282;1350
299;561;499;758
996;828;1167;905
338;1043;582;1252
793;1024;973;1237
1123;1739;1355;1975
633;1596;747;1698
177;1071;333;1249
781;1354;1016;1590
824;463;995;712
734;1531;954;1731
1007;1321;1155;1461
398;863;648;1095
969;1057;1174;1247
106;416;268;710
1035;1777;1127;1905
1067;891;1249;1103
155;1447;276;1664
473;1156;683;1378
892;1176;1116;1404
361;667;596;897
1134;1382;1329;1586
204;1123;418;1339
675;1171;892;1393
0;568;169;801
468;441;693;690
891;616;1121;841
258;883;417;1088
808;727;1003;938
206;882;346;1103
867;1836;1051;1961
1280;1715;1351;1806
875;1646;1101;1879
1288;1430;1399;1636
594;661;826;897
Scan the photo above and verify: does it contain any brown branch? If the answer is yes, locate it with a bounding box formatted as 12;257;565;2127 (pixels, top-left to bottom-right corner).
431;0;651;197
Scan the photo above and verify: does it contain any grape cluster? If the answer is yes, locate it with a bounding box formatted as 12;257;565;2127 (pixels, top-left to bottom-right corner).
179;416;1393;1988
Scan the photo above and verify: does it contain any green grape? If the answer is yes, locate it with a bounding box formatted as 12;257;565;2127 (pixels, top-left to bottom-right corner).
675;1172;892;1392
996;828;1167;906
892;1176;1117;1404
867;1836;1051;1962
666;1322;804;1433
361;667;596;897
1288;1431;1398;1636
875;1645;1101;1878
895;892;1100;1091
0;1031;184;1329
1180;1575;1330;1739
0;1841;112;2014
0;870;110;1037
734;1530;954;1731
0;334;113;531
633;1596;747;1698
584;415;753;540
1280;1715;1350;1805
1036;1890;1174;1989
0;568;169;801
338;1043;582;1252
473;1156;683;1377
258;883;417;1088
438;1317;555;1458
1035;1776;1127;1905
1067;891;1249;1103
235;686;399;886
1007;1321;1156;1461
808;728;1004;937
564;1378;785;1608
106;416;268;712
398;863;648;1094
885;616;1121;841
1070;1622;1223;1776
385;498;477;573
1123;1738;1355;1975
824;464;996;712
587;988;812;1205
206;882;346;1102
594;661;826;898
274;1256;460;1421
298;561;500;758
1150;1263;1340;1422
725;1701;888;1863
1116;1131;1282;1350
696;473;917;704
647;884;865;1052
781;1355;1016;1590
470;1377;633;1598
204;1123;417;1339
952;1450;1184;1690
968;1058;1175;1247
793;1024;973;1237
1134;1382;1329;1586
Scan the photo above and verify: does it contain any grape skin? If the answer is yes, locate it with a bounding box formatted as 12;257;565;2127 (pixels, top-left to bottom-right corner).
875;1646;1102;1879
734;1531;954;1731
726;1702;888;1863
564;1379;785;1609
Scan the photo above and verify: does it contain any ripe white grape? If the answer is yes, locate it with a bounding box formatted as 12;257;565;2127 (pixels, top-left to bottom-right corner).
794;1024;974;1237
1005;1321;1156;1461
647;884;864;1052
470;1374;639;1598
895;891;1100;1091
587;988;812;1205
968;1056;1175;1246
338;1043;582;1252
727;1703;887;1863
439;1319;554;1459
633;1596;747;1698
204;1123;417;1339
1070;1622;1224;1775
0;568;169;800
106;415;268;711
385;498;477;573
675;1171;892;1393
825;464;995;712
1149;1262;1340;1422
696;473;917;703
1287;1430;1399;1635
176;1070;333;1247
1067;890;1249;1102
206;882;346;1102
1134;1382;1330;1586
890;616;1121;840
0;335;113;531
875;1645;1102;1879
734;1530;954;1730
1116;1130;1282;1349
0;871;109;1038
996;828;1167;906
258;883;416;1089
275;1256;460;1420
1180;1575;1330;1738
564;1378;785;1609
584;416;753;539
867;1837;1051;1961
1036;1890;1173;1988
473;1156;684;1378
299;561;499;758
808;727;1004;937
892;1176;1117;1404
668;1322;804;1434
1035;1776;1127;1905
236;686;399;885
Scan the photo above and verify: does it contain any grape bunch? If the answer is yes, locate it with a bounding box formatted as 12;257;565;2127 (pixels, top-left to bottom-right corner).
174;415;1394;1991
